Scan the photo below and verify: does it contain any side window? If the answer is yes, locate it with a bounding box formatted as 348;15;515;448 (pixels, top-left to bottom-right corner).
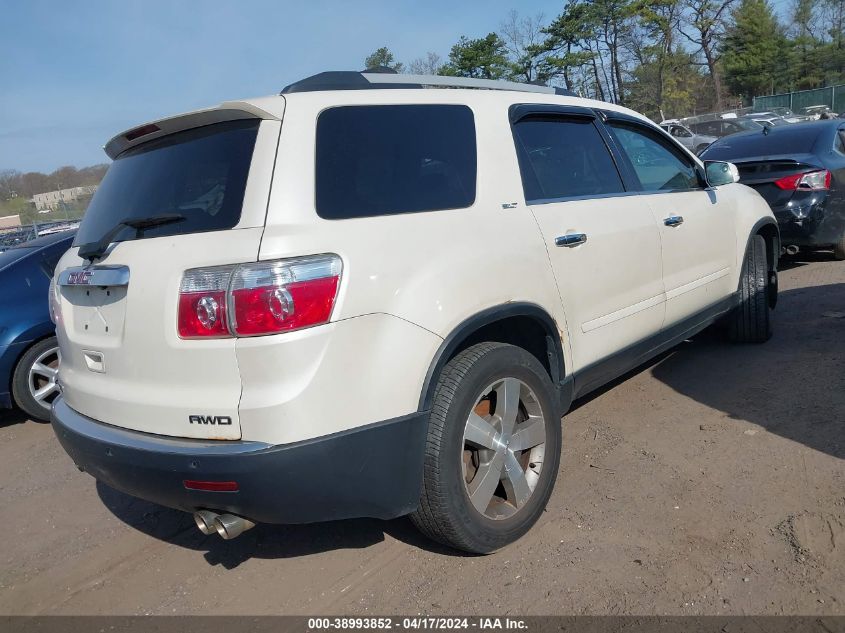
701;122;720;136
835;130;845;154
39;241;68;279
513;117;625;202
608;123;701;192
315;105;476;219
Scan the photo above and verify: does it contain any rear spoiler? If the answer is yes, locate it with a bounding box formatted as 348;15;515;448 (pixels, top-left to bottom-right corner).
718;152;818;167
104;98;284;159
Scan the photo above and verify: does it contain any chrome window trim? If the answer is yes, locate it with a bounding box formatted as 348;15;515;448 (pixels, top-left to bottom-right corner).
525;187;707;207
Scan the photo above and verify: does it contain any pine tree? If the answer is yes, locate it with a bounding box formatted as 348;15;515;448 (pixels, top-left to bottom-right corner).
721;0;788;101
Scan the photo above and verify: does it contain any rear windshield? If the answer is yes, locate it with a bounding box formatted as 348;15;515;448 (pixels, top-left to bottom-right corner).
702;124;824;160
315;105;476;219
74;119;260;246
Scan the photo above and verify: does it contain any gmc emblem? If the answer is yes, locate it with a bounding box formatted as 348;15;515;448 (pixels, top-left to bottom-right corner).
189;415;233;425
67;271;93;285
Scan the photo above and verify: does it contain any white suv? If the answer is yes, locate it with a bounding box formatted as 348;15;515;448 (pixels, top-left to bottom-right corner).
50;71;779;553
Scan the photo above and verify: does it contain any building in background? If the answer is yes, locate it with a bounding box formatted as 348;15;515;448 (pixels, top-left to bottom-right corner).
32;185;97;211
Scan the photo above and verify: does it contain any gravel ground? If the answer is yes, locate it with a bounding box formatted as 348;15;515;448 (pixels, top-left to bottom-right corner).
0;256;842;616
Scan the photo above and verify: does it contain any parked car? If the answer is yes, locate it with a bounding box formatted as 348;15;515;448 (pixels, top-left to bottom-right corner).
744;112;789;127
1;230;74;420
769;107;804;123
701;120;845;259
688;118;762;138
799;105;834;121
50;70;779;553
659;119;718;153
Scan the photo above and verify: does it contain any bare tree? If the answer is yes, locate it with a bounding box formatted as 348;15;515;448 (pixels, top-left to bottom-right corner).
409;52;443;75
679;0;735;110
500;10;548;82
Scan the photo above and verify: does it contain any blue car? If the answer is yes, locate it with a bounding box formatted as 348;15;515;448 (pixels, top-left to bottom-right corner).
1;230;74;420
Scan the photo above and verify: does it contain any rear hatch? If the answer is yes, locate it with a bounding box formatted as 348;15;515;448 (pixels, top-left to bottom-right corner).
55;106;281;439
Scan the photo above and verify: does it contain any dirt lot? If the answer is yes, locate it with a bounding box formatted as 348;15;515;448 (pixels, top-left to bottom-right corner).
0;257;842;616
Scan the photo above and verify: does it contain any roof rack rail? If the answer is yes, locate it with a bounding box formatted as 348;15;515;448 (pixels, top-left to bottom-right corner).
281;69;576;97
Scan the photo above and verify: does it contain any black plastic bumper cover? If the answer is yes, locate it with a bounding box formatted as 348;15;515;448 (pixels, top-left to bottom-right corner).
51;398;429;524
773;192;844;248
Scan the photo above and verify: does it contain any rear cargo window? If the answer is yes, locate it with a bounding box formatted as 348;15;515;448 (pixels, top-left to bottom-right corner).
74;119;260;247
315;105;476;219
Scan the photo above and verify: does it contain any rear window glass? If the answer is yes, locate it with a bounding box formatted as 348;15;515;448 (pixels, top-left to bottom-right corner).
315;105;476;219
74;119;259;247
513;117;625;201
701;124;824;160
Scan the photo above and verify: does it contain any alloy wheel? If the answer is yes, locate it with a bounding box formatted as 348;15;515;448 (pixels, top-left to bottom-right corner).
27;346;61;411
461;377;547;520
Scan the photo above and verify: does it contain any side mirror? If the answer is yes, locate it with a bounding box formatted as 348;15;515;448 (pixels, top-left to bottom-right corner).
705;160;740;187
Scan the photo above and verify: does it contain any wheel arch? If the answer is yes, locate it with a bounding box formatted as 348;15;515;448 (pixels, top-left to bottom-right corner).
751;218;780;271
747;217;780;309
417;302;567;413
3;329;56;402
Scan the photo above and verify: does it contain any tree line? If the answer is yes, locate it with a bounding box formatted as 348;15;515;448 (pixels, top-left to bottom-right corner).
0;164;108;201
366;0;845;121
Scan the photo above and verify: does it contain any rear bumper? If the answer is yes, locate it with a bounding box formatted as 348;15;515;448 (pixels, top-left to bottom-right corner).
772;196;844;248
51;397;428;524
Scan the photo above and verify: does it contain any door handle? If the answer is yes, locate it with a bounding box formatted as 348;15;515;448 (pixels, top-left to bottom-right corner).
555;233;588;247
664;215;684;227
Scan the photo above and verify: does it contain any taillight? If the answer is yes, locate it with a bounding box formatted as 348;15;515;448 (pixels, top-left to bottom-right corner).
773;170;831;191
48;275;61;325
177;254;342;339
178;267;233;339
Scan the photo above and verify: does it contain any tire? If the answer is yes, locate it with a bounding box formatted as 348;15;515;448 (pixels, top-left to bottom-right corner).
834;232;845;261
11;337;61;422
729;235;772;343
410;342;562;553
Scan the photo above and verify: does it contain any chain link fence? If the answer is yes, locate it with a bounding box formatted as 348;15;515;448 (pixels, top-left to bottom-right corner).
754;85;845;112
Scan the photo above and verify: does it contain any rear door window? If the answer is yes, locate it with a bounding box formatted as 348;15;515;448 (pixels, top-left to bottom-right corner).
512;116;625;202
608;122;700;191
315;105;476;219
74;119;260;247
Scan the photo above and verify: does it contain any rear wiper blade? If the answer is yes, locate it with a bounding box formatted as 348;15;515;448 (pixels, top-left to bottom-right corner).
77;214;186;261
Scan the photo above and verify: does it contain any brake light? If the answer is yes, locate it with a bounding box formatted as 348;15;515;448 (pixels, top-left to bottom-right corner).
230;256;341;336
177;255;342;339
125;123;160;141
178;267;232;338
773;170;831;191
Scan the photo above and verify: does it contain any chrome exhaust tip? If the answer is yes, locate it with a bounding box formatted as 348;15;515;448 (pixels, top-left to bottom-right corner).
785;245;799;255
193;510;220;536
213;513;256;540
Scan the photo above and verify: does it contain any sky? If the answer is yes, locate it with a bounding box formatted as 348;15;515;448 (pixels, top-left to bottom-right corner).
1;0;793;174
